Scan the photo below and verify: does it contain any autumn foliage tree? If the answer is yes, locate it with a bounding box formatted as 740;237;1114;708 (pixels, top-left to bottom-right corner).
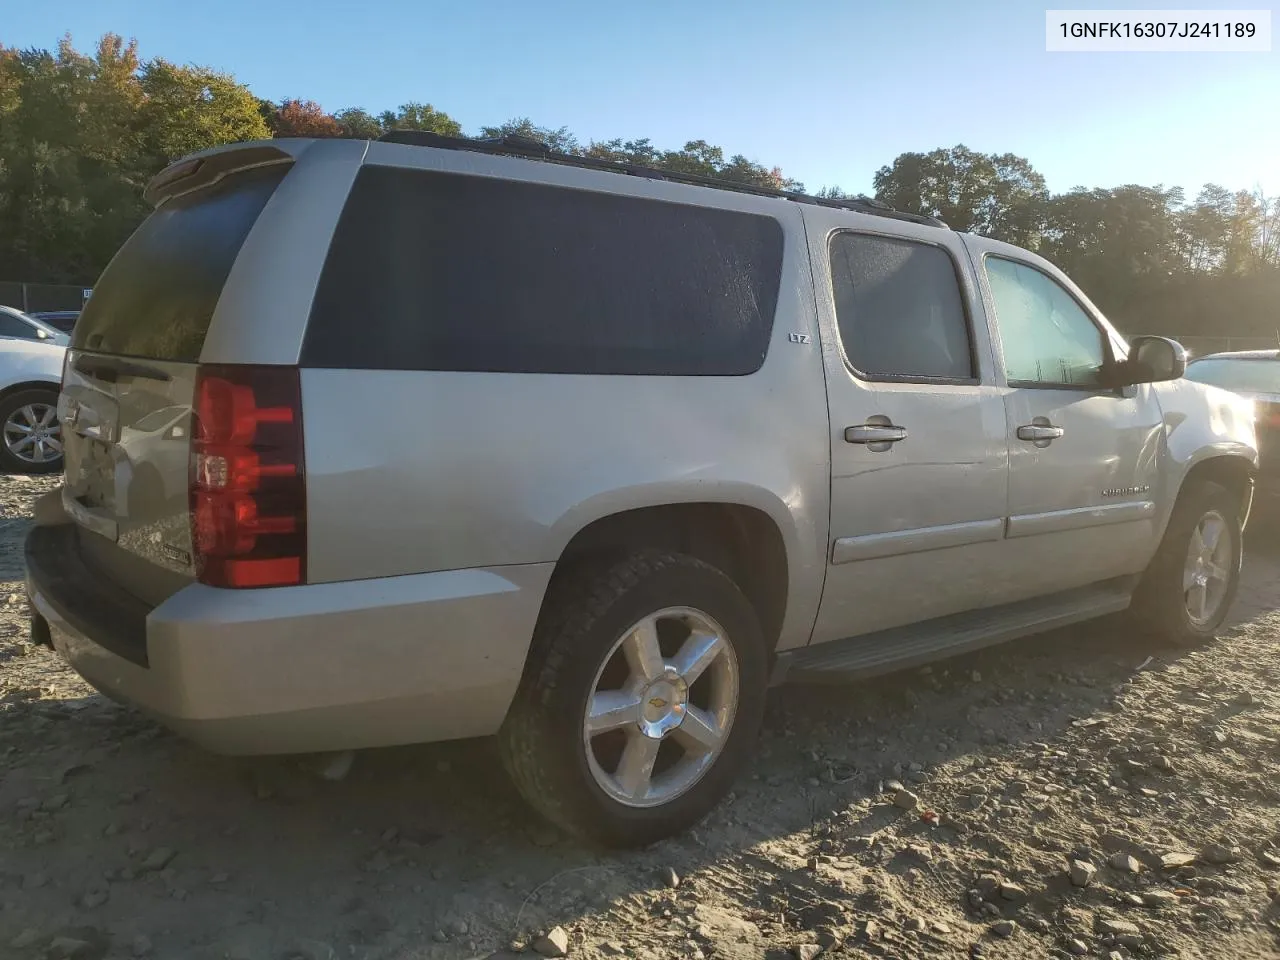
271;99;341;138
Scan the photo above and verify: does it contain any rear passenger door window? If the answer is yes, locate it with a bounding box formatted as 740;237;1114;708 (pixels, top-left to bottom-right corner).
984;257;1107;388
829;233;974;382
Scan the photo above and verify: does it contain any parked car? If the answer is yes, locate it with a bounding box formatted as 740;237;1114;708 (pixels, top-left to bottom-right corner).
25;134;1258;846
30;310;81;335
0;304;71;346
0;307;67;473
1184;349;1280;503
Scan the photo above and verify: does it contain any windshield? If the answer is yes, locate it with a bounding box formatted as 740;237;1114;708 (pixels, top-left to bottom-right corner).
1184;358;1280;395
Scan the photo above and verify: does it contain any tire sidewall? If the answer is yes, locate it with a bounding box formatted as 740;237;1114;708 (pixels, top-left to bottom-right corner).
532;556;768;845
0;389;62;475
1150;482;1243;642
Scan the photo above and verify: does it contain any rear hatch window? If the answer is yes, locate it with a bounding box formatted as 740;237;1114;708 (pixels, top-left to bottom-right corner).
61;162;290;604
74;165;288;361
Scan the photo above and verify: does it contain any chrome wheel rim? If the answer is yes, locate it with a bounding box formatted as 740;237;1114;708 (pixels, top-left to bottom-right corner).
583;606;739;809
1184;509;1232;625
3;402;61;466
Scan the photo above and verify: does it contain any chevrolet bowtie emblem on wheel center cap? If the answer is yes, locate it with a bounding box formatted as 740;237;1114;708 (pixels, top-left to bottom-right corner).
648;696;668;709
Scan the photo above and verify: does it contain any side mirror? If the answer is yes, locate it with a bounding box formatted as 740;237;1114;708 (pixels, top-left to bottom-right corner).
1118;335;1187;385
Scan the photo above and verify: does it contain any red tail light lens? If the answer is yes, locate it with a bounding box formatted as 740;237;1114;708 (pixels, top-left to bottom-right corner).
190;365;305;588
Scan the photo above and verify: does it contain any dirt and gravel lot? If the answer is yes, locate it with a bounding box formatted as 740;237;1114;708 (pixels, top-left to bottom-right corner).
3;474;1280;960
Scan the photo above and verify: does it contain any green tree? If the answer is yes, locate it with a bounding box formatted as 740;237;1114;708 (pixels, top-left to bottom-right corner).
1250;190;1280;270
873;145;1048;246
605;139;799;191
377;101;461;137
480;117;578;153
0;35;148;282
581;134;803;190
334;107;383;139
717;155;801;192
1177;184;1234;272
1222;189;1269;275
1178;186;1279;275
136;59;269;166
1040;184;1184;316
658;139;724;178
582;137;661;166
0;34;270;283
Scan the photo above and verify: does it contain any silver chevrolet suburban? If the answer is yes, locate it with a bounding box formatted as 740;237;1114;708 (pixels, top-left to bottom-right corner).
25;132;1258;846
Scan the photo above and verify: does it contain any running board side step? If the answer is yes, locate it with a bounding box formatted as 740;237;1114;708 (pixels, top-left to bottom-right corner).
773;578;1136;686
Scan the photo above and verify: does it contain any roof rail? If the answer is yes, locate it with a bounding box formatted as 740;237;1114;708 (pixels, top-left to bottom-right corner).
375;130;948;229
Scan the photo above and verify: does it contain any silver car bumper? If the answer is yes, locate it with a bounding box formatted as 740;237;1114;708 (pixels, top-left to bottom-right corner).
27;525;553;755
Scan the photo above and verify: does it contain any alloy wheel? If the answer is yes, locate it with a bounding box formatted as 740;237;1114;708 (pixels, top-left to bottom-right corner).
582;606;740;808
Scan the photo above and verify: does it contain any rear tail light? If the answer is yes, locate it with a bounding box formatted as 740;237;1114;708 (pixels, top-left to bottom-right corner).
190;365;305;588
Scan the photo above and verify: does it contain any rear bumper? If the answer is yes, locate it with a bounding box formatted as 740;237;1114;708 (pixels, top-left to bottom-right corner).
26;524;553;755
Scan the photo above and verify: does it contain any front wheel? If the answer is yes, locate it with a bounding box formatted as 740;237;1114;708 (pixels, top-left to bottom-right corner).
500;551;768;847
1132;481;1243;645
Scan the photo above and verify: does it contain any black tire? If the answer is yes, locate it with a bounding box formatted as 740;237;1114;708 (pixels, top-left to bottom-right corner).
1131;480;1243;646
0;388;63;474
499;550;768;847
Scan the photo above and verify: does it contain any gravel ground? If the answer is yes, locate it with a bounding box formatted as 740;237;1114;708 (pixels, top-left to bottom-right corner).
3;474;1280;960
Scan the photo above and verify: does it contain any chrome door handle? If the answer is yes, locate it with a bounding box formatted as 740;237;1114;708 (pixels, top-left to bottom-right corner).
1017;424;1065;442
845;424;908;444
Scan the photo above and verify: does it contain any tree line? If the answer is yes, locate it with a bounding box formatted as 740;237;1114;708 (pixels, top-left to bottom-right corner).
2;34;1276;342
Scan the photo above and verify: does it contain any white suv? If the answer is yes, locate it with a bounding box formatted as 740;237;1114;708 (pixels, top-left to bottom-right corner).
26;132;1257;845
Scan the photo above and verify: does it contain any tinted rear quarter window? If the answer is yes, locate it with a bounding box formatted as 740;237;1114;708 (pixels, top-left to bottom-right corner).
303;167;785;375
73;165;289;362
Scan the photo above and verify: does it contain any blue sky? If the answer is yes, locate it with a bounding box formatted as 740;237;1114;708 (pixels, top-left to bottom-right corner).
5;0;1277;197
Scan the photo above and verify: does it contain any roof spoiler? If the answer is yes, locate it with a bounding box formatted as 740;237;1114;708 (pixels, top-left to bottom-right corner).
144;145;294;207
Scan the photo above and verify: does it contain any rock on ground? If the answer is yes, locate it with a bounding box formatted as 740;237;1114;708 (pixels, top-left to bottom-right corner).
532;926;570;958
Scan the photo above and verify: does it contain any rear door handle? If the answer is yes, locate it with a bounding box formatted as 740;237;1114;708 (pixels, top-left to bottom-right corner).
845;424;908;444
1017;424;1065;443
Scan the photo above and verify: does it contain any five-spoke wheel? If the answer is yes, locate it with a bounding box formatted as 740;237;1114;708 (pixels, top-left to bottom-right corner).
583;607;738;808
1133;480;1243;645
1183;509;1233;626
500;551;767;847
